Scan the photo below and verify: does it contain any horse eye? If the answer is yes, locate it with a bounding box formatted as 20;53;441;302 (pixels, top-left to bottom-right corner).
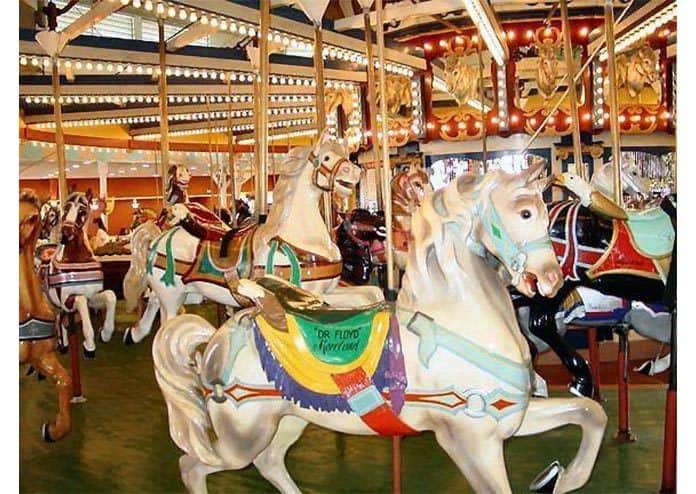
520;209;532;220
323;155;331;162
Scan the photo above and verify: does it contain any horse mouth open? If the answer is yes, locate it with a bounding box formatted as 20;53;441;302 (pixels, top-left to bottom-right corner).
519;271;560;298
335;179;356;196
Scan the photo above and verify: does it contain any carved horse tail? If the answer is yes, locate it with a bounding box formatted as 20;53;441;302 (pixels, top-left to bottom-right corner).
123;221;161;312
152;314;222;466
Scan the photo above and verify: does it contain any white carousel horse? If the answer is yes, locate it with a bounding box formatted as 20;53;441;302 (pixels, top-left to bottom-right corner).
124;132;380;345
153;162;607;494
40;192;116;358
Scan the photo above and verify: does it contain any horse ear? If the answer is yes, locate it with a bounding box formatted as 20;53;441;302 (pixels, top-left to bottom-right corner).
85;188;93;202
314;128;332;151
523;156;547;184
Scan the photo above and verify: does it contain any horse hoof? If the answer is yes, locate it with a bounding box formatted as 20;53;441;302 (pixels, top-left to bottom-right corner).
83;347;96;360
123;328;135;346
26;365;35;376
99;330;111;344
58;343;69;355
37;372;46;381
41;423;55;443
529;460;562;493
635;361;653;376
568;378;593;398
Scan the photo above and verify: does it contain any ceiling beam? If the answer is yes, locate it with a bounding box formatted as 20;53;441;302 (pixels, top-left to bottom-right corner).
335;0;465;31
166;22;218;51
60;0;125;44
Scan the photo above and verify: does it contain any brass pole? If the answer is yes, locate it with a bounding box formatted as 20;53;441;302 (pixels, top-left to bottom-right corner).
258;0;270;222
560;0;585;179
363;7;383;208
227;79;237;226
51;58;68;204
206;96;215;208
314;24;332;231
477;37;488;173
158;18;170;207
604;0;622;205
375;0;395;296
253;77;261;217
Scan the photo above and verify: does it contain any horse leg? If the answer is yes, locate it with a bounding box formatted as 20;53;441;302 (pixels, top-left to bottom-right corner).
434;423;511;494
124;295;160;345
159;289;187;323
253;415;308;494
88;290;117;343
529;305;594;397
30;340;72;442
515;397;607;493
73;295;96;359
178;455;227;494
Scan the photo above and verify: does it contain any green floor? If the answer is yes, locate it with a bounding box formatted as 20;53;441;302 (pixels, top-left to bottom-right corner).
20;303;668;493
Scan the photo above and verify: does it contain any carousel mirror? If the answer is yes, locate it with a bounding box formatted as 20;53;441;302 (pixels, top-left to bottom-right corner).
513;27;585;114
430;37;494;139
609;43;662;107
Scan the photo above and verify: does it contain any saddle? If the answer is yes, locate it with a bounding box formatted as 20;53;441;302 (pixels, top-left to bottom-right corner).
242;276;416;436
625;207;674;258
179;202;230;242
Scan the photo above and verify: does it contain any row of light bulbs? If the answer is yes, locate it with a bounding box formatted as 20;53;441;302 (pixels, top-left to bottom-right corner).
20;55;360;89
134;117;316;140
22;93;316;106
33;105;318;129
117;0;415;76
238;129;318;145
599;2;676;60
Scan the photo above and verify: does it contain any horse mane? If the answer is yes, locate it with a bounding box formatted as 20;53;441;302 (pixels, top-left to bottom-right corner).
20;189;41;211
399;170;517;304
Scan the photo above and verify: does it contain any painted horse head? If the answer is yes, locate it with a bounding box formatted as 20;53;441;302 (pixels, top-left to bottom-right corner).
392;168;432;216
278;130;361;199
589;159;652;207
20;189;43;252
60;191;91;245
166;164;191;205
39;200;60;241
406;160;562;300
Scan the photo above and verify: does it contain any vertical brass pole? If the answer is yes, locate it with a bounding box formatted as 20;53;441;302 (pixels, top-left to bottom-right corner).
228;79;237;226
206;96;215;209
258;0;270;222
477;37;488;173
374;5;401;489
604;0;622;206
52;58;68;204
364;8;383;208
560;0;585;179
314;24;332;230
158;18;170;206
253;78;261;217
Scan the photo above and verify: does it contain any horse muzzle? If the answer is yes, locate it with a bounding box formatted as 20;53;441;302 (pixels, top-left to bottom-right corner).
61;223;78;244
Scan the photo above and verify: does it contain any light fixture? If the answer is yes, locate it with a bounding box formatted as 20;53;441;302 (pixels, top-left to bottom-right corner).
460;0;509;65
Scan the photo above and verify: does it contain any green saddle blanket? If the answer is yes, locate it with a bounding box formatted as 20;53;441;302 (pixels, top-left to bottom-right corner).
626;208;674;258
254;276;388;365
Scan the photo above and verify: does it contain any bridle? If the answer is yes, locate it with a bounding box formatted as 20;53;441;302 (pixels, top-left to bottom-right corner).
307;148;358;192
469;197;553;285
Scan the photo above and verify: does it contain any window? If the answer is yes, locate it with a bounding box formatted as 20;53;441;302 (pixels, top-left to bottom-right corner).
56;1;134;40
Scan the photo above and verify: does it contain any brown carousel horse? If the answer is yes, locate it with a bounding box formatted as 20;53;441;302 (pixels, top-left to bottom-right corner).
40;190;117;358
337;168;431;285
20;190;72;442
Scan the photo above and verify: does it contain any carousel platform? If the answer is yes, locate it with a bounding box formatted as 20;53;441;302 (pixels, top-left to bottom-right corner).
20;302;669;494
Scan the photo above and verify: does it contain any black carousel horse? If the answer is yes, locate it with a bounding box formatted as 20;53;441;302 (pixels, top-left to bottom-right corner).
515;191;676;397
335;208;386;286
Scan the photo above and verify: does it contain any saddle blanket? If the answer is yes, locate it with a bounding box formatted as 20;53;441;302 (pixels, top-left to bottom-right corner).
252;306;416;436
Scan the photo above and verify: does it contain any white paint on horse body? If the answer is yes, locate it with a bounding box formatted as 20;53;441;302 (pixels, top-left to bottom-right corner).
154;165;607;494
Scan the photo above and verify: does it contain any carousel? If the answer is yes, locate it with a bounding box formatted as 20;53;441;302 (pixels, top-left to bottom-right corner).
18;0;677;492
